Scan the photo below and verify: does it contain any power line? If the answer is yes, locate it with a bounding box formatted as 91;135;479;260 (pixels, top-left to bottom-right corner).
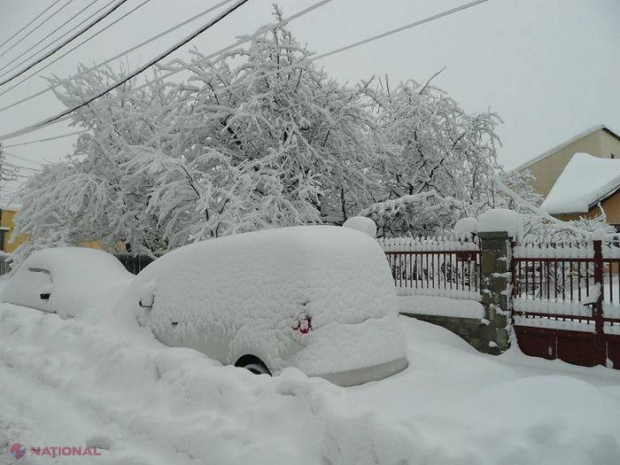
2;150;46;167
314;0;490;61
2;161;43;172
0;0;252;141
1;0;486;146
0;170;33;180
0;0;64;52
0;0;331;145
1;130;88;149
0;0;107;78
0;0;488;147
0;0;130;88
5;163;42;173
0;0;230;110
0;0;77;63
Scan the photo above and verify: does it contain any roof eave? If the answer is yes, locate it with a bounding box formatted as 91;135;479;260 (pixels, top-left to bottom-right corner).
603;127;620;144
586;184;620;212
551;185;620;215
514;124;620;172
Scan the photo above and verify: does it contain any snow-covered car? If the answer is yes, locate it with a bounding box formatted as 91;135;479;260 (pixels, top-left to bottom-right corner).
2;247;134;321
120;226;408;386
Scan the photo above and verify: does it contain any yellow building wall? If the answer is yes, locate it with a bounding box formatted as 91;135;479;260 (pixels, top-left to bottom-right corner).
1;208;28;253
600;191;620;225
0;208;107;254
525;132;602;199
524;129;620;201
599;129;620;161
80;241;104;250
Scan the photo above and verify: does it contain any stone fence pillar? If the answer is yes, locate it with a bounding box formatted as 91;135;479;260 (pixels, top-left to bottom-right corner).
477;231;513;355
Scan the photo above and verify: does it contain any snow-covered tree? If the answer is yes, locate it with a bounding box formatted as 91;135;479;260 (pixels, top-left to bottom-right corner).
494;169;542;212
360;191;463;238
357;77;503;236
161;6;381;224
13;64;183;258
0;145;19;186
21;5;595;259
14;8;382;258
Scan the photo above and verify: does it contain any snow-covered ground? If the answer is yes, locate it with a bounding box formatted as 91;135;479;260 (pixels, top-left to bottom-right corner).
1;295;620;464
397;295;484;319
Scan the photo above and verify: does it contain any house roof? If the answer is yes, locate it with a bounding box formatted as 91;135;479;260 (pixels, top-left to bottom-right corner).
540;152;620;214
515;124;620;172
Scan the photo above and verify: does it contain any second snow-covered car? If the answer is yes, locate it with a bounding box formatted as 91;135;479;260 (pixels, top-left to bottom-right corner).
2;247;134;322
119;225;407;386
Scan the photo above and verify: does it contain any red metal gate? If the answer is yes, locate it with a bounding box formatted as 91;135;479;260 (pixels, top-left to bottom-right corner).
512;240;620;368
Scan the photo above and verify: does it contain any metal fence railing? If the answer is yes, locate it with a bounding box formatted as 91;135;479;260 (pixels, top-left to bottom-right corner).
512;239;620;366
0;254;11;276
379;236;481;301
114;254;155;275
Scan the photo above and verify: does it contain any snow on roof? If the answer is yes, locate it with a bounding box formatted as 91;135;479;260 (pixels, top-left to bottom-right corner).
515;124;620;172
540;153;620;214
0;203;21;211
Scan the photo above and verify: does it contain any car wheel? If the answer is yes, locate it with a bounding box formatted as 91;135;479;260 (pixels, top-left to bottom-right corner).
235;355;272;376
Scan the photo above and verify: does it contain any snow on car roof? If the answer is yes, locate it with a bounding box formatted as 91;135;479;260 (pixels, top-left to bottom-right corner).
541;153;620;214
23;247;129;278
134;225;395;326
139;225;391;286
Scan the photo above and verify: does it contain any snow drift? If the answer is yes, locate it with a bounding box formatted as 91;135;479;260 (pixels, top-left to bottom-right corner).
0;304;415;465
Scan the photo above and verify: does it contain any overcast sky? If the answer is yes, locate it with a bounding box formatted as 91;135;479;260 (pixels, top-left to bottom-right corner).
0;0;619;202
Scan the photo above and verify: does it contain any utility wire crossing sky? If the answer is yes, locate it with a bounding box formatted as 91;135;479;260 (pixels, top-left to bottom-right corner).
0;0;617;200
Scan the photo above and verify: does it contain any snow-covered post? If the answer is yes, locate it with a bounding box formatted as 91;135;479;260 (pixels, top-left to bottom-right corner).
477;209;523;355
593;239;605;366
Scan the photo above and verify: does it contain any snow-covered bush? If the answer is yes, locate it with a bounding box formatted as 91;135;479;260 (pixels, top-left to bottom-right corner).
342;216;377;238
521;214;616;243
493;167;616;243
360;191;462;238
453;217;478;238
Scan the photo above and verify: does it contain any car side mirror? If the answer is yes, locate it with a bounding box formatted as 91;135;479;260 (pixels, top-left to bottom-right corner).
139;297;154;309
38;283;53;301
139;281;156;309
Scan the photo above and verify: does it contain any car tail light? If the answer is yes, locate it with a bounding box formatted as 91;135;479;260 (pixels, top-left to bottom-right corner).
293;315;312;334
